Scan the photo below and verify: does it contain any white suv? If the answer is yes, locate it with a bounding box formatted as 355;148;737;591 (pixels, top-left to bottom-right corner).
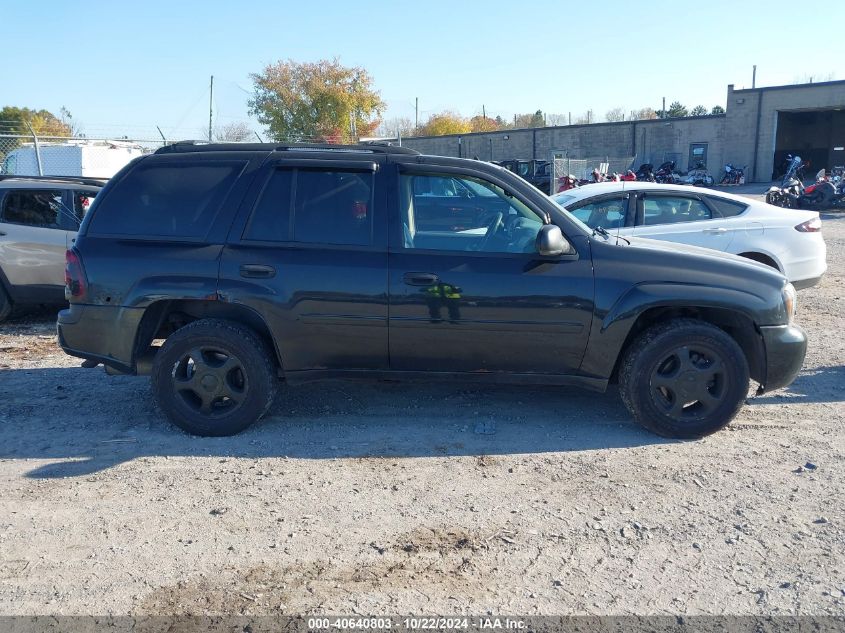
0;176;103;321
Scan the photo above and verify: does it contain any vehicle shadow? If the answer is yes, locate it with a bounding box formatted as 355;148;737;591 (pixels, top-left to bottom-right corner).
748;365;845;405
0;366;673;479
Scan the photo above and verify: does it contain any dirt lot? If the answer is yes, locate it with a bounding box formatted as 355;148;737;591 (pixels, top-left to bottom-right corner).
1;208;843;617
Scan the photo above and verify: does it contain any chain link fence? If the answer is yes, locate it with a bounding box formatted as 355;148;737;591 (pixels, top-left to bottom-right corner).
0;133;160;179
550;152;636;193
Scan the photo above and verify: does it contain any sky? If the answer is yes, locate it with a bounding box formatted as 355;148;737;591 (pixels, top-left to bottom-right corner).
2;0;842;140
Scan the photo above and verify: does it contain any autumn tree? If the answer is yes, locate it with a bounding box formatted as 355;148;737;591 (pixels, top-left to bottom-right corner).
633;107;658;120
711;105;725;115
469;115;499;133
249;58;385;143
0;106;73;137
605;107;626;122
419;112;470;136
512;110;545;128
690;105;708;116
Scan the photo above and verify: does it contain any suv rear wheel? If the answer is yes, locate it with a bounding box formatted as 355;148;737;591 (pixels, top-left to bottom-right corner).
151;319;278;436
619;318;749;438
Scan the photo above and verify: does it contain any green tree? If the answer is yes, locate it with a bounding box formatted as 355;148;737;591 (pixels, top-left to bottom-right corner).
419;111;470;136
666;101;688;118
249;58;385;143
711;105;725;115
512;110;545;128
690;105;708;116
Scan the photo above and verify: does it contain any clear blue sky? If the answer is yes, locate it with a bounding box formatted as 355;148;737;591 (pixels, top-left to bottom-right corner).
3;0;841;139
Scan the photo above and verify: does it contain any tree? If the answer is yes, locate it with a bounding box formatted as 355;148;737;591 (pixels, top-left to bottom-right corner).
249;58;385;143
666;101;688;118
605;107;626;122
419;111;470;136
511;110;545;128
469;115;499;133
690;105;708;117
0;106;73;137
376;116;416;138
546;113;568;126
711;105;725;115
633;107;658;120
573;110;592;125
211;121;253;142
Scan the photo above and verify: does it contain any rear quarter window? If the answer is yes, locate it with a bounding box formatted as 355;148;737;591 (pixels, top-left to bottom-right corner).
706;195;748;218
88;160;245;238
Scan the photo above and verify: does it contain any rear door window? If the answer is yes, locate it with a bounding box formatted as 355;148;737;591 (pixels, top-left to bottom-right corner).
245;168;374;246
72;190;98;222
641;195;711;226
0;190;62;228
88;160;244;238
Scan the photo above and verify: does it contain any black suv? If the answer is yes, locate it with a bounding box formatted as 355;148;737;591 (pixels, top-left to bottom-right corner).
58;142;806;438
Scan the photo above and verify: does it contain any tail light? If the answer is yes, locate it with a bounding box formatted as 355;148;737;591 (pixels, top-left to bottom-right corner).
65;248;88;300
794;217;822;232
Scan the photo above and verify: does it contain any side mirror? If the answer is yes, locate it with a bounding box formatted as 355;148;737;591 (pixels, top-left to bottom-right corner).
535;224;571;256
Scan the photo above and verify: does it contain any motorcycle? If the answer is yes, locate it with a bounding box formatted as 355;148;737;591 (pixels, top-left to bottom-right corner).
635;163;655;182
781;155;805;187
720;163;746;185
557;174;580;192
766;168;845;210
655;160;681;184
685;161;714;186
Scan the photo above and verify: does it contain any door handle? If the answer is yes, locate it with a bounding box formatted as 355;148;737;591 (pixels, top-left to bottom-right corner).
0;231;6;236
703;227;727;234
403;272;440;286
239;264;276;279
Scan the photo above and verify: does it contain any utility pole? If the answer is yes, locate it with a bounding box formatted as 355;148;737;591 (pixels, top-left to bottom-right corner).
208;75;214;142
752;65;757;89
415;97;419;130
662;96;666;118
568;112;571;126
482;104;486;119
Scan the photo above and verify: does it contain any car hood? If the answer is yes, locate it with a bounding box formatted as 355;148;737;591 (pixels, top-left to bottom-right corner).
593;233;788;293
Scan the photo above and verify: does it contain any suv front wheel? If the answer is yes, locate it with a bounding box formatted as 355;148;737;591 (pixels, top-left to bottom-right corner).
151;319;278;436
619;318;749;438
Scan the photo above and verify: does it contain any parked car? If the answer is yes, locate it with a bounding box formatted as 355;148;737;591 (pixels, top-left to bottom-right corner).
59;142;805;440
551;182;826;289
0;175;104;321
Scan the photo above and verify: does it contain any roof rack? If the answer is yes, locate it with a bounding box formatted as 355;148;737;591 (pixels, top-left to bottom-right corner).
156;140;419;155
0;174;108;187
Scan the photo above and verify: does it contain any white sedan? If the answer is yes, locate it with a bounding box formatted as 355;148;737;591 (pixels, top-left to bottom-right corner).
551;182;827;289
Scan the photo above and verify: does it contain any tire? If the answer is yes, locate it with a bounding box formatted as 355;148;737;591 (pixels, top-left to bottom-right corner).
618;319;749;439
0;284;11;323
151;318;278;436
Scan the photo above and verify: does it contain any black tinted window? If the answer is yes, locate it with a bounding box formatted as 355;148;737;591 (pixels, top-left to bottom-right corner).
295;169;372;245
73;190;98;222
244;169;293;241
246;168;373;246
1;190;62;227
642;196;711;226
569;196;627;229
707;196;747;218
89;160;243;237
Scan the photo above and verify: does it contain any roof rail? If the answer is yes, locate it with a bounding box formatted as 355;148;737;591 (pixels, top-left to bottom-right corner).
156;140;419;155
0;174;108;186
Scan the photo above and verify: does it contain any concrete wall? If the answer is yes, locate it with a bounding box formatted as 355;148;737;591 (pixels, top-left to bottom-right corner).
400;116;726;176
398;80;845;183
723;81;845;181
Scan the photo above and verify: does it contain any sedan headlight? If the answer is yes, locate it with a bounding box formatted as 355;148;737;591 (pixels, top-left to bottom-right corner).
782;283;796;323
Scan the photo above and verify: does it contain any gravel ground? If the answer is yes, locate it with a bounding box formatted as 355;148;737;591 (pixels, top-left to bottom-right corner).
0;207;843;617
